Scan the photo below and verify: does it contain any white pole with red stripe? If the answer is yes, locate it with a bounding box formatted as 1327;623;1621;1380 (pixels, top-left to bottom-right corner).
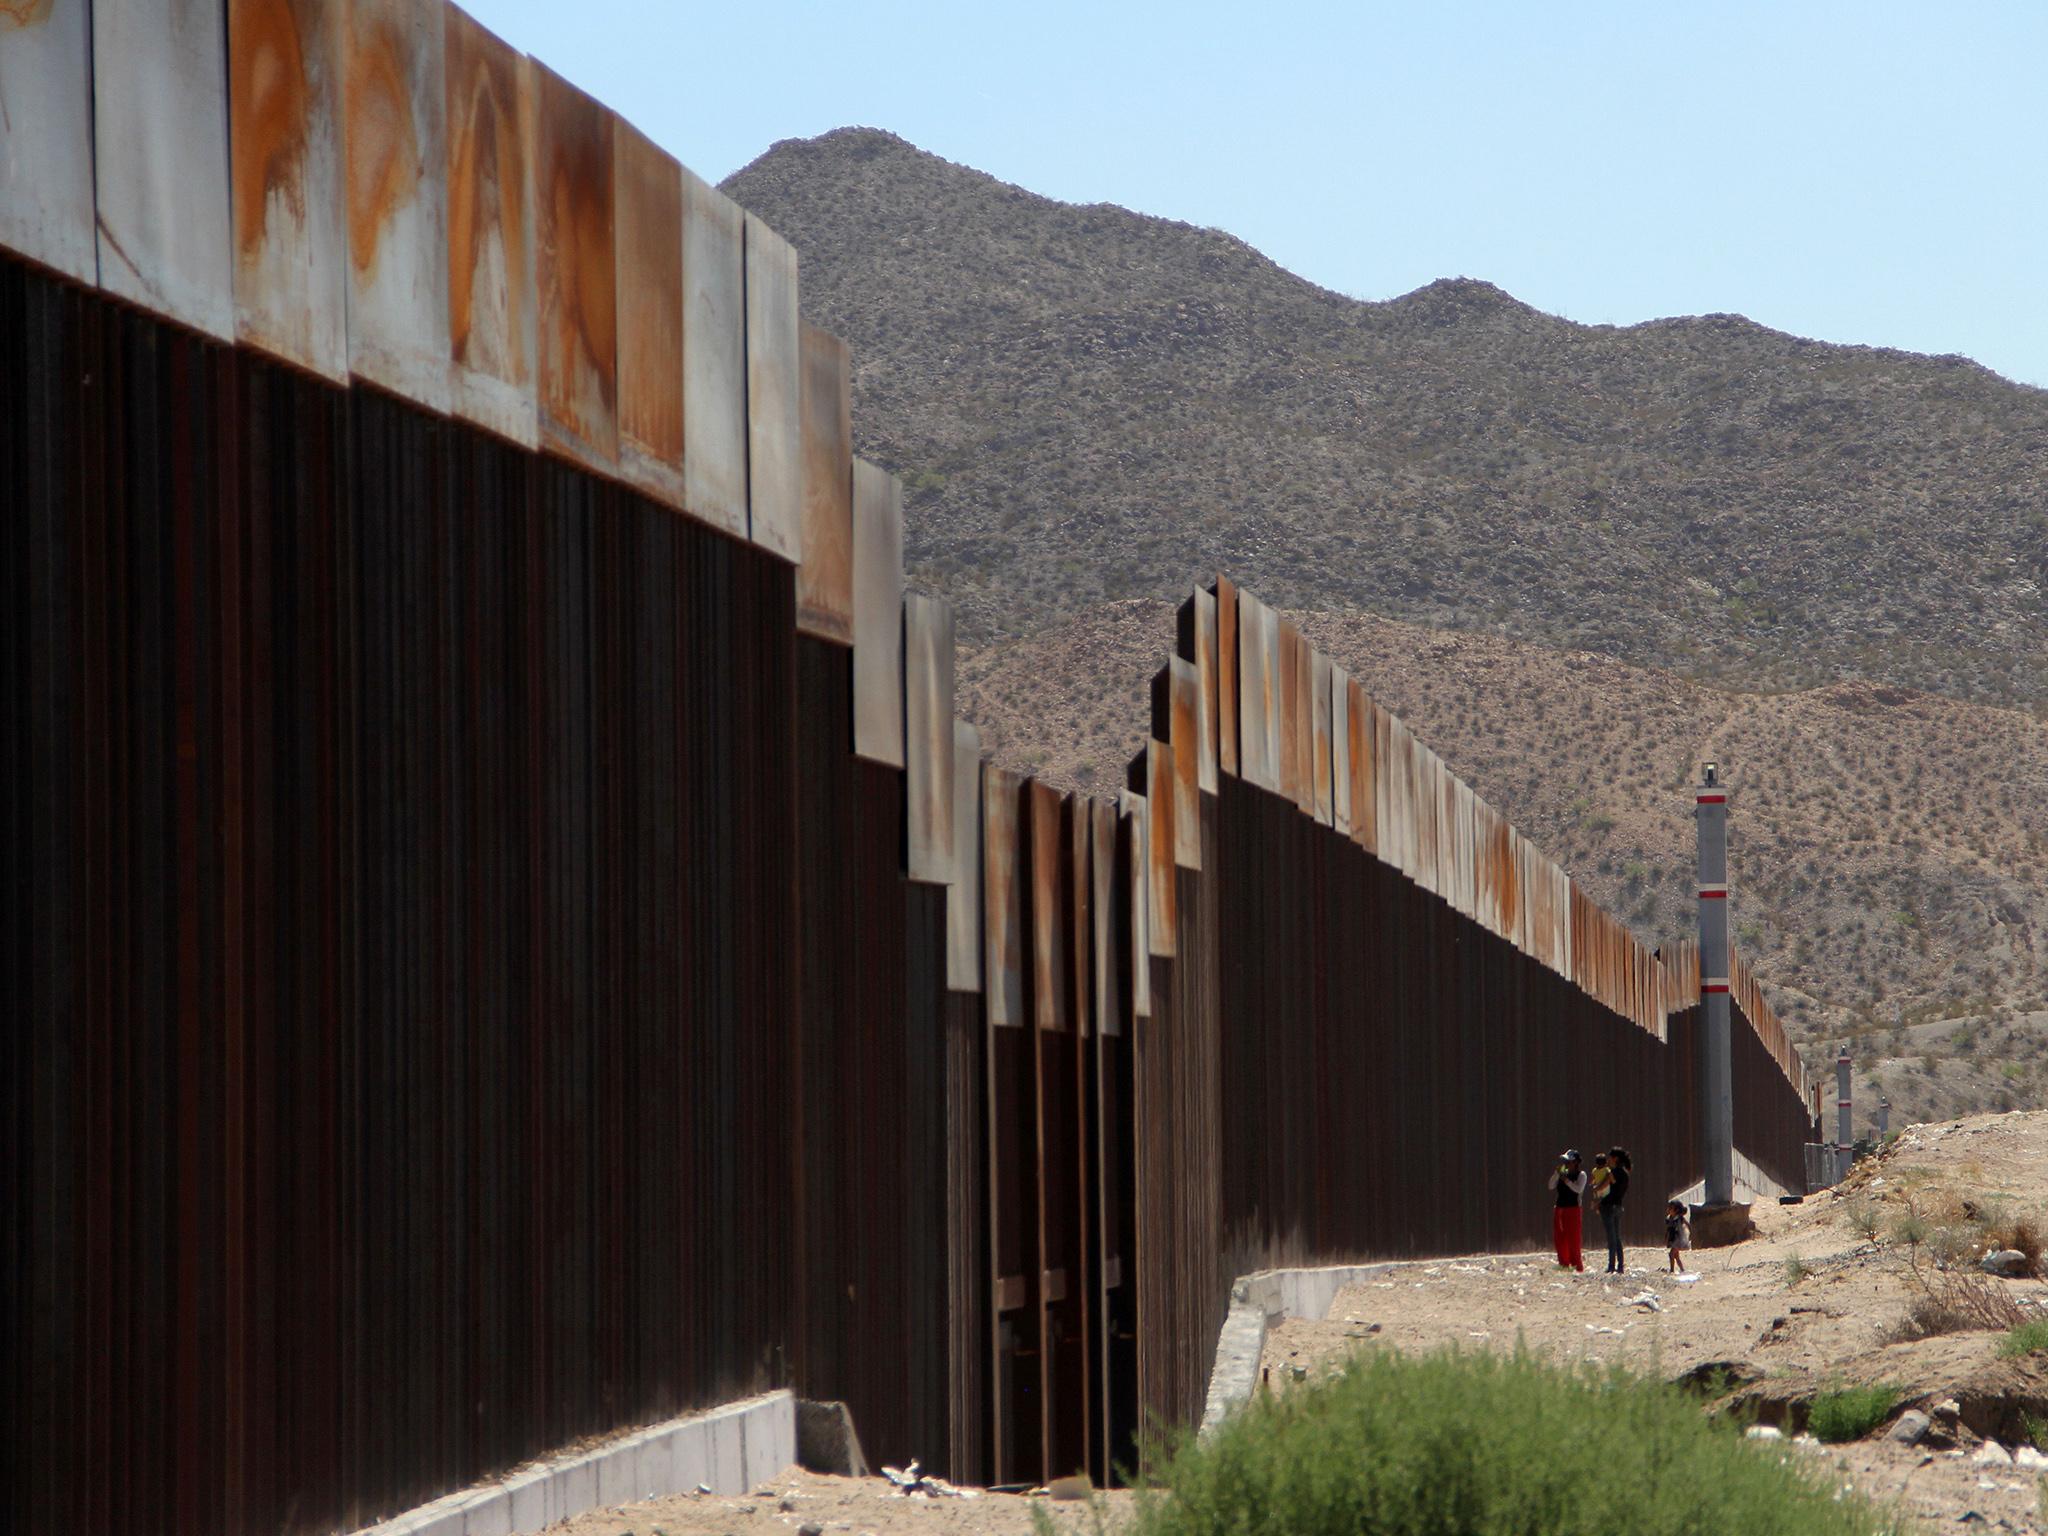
1696;765;1735;1208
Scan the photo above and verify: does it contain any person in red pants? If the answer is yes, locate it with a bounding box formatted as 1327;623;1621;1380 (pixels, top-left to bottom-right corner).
1548;1149;1588;1271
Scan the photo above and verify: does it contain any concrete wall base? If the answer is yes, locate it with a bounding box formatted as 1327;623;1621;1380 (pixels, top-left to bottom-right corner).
350;1390;797;1536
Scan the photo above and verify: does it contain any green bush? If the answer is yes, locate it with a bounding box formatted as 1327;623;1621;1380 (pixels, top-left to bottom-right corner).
1999;1319;2048;1359
1128;1348;1899;1536
1807;1383;1902;1443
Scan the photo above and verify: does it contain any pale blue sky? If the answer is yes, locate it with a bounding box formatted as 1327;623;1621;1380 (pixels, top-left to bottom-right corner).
464;1;2048;389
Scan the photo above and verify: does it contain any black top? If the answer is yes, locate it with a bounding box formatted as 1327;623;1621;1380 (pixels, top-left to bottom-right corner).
1601;1166;1629;1211
1554;1169;1583;1208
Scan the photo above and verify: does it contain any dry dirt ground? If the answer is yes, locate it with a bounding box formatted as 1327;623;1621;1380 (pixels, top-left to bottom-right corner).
566;1113;2047;1536
550;1469;1129;1536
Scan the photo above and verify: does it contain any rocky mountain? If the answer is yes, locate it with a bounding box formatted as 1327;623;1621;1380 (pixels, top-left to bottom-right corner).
721;129;2048;1117
725;128;2048;704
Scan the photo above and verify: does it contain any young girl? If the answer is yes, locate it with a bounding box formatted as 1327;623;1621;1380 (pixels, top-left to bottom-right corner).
1665;1199;1691;1273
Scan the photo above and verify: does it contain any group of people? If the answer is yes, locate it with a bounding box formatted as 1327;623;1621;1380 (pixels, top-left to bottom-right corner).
1547;1148;1693;1274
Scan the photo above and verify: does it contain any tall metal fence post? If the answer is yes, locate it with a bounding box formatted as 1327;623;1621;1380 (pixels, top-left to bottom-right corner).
1835;1049;1853;1182
1696;765;1735;1209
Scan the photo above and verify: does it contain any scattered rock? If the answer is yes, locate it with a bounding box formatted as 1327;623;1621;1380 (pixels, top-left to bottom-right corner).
2015;1445;2048;1470
798;1525;824;1536
1970;1441;2011;1467
1889;1409;1932;1446
1746;1425;1783;1442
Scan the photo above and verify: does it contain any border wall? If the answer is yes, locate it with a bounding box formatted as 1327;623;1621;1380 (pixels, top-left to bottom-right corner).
1;4;1813;1531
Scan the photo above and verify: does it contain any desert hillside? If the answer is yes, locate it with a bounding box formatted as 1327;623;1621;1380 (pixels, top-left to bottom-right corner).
724;128;2048;704
722;129;2048;1119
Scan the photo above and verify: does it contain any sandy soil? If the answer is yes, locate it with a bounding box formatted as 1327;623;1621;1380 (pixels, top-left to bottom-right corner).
553;1468;1129;1536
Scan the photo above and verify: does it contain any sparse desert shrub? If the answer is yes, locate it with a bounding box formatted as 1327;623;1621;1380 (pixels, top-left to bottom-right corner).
1844;1200;1884;1244
1128;1348;1897;1536
1807;1383;1903;1443
1783;1255;1810;1289
1999;1319;2048;1359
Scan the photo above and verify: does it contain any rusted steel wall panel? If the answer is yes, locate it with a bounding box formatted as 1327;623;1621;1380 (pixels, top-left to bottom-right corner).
796;322;854;640
0;0;95;284
851;459;905;766
612;118;683;504
229;0;349;379
680;168;747;535
1310;650;1334;827
444;6;537;445
1350;682;1376;855
904;593;956;883
948;722;984;992
1121;792;1151;1017
1214;578;1238;778
94;0;234;338
1069;801;1093;1039
1330;664;1351;837
1275;620;1301;809
1029;783;1070;1035
5;262;840;1535
1190;590;1219;795
1091;801;1121;1036
1234;591;1274;792
743;213;801;562
1168;658;1200;870
984;766;1026;1029
1292;626;1315;817
1145;744;1177;955
532;66;615;467
342;0;449;407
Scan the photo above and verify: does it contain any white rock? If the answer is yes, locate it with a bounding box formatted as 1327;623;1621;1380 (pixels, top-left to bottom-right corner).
2014;1445;2048;1470
1971;1441;2011;1466
1746;1425;1784;1442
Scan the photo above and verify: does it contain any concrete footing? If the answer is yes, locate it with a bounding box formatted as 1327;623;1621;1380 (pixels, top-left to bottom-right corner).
1688;1201;1757;1248
349;1390;796;1536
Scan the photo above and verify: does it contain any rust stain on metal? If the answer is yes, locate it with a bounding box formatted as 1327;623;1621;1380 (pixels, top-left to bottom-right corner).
1145;741;1177;955
797;322;854;640
1215;578;1238;777
1030;782;1069;1033
533;64;616;464
231;0;346;379
613;116;682;499
1274;619;1300;805
444;4;535;440
1169;659;1199;870
344;7;421;275
985;767;1026;1027
0;1;56;27
231;0;312;255
1349;681;1376;855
